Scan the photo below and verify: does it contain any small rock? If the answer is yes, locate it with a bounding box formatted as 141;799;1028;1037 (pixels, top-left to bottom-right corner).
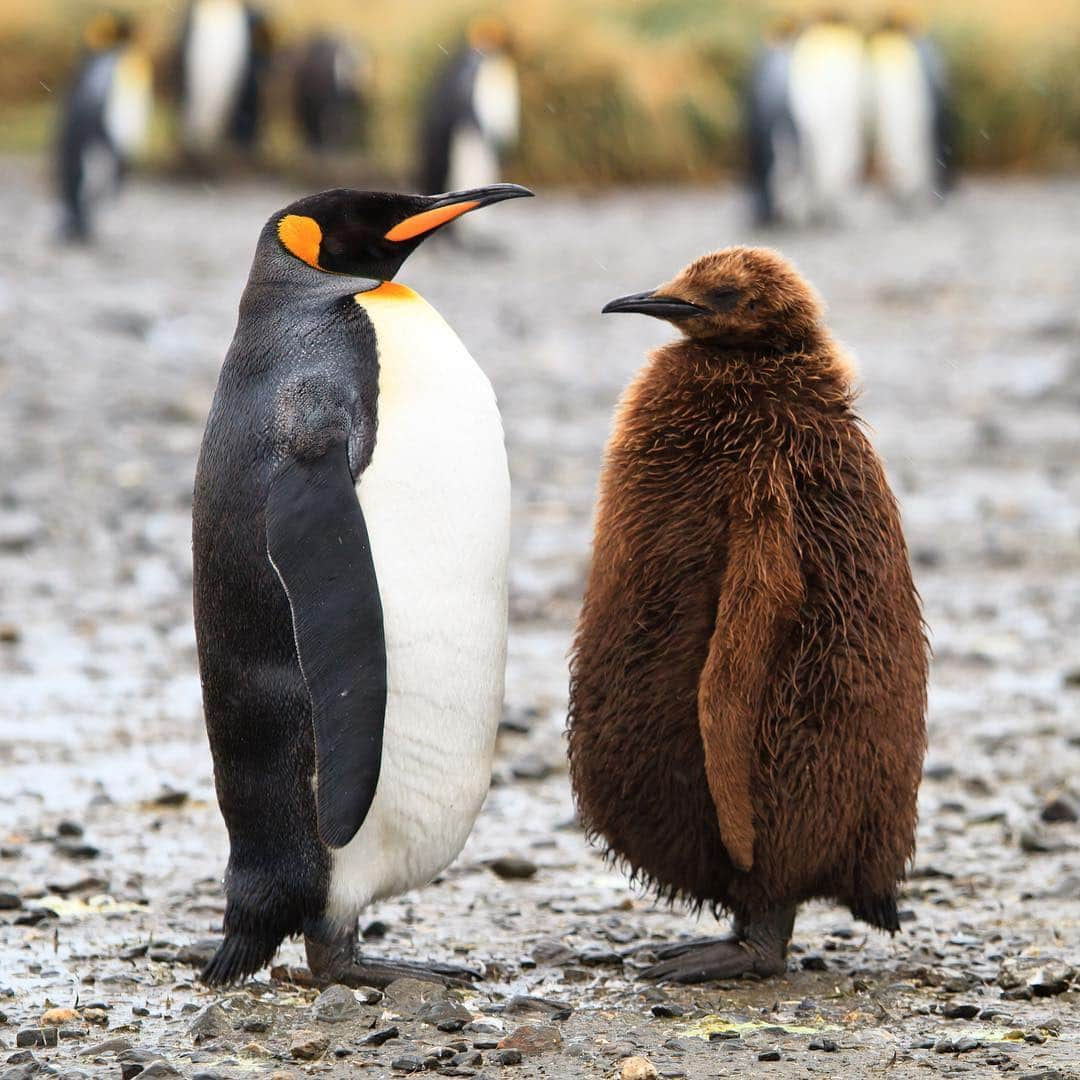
189;1005;231;1045
0;511;43;553
78;1037;131;1056
942;1003;979;1019
933;1038;955;1053
383;977;448;1010
16;1028;57;1048
54;840;99;861
497;1024;563;1055
239;1017;269;1033
758;1050;781;1061
56;821;84;838
312;985;361;1023
152;788;188;808
954;1036;980;1053
1041;796;1079;824
390;1057;424;1073
289;1031;329;1061
0;893;21;911
800;955;828;971
451;1050;482;1067
488;856;538;881
510;755;552;781
621;1057;659;1080
1029;960;1075;996
174;939;219;967
649;1004;683;1019
139;1064;181;1079
492;1048;523;1065
575;947;623;967
40;1009;78;1027
1019;827;1069;854
503;996;572;1021
362;920;389;939
809;1038;838;1052
0;623;20;644
416;999;472;1033
357;1026;398;1046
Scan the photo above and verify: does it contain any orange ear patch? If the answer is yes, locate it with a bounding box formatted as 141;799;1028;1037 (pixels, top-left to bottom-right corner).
384;201;480;242
278;214;322;269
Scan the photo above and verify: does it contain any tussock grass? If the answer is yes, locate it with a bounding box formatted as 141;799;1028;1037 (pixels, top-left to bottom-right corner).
3;0;1078;182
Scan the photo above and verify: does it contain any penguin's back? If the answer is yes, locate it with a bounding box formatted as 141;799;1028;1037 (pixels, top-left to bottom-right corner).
325;283;510;918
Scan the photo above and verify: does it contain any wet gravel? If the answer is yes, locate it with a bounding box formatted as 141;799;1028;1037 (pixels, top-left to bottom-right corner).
1;158;1079;1078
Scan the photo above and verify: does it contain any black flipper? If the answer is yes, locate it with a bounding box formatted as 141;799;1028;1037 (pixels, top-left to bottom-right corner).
266;447;386;850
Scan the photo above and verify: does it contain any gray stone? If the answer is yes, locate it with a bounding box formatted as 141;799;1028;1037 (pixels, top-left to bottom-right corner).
312;984;361;1023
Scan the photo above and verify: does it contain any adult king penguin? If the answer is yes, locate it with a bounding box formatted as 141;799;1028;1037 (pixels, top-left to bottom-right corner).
55;12;152;241
294;34;369;154
569;248;928;982
788;13;868;223
192;182;532;987
868;13;954;207
745;17;802;226
418;19;520;203
178;0;272;161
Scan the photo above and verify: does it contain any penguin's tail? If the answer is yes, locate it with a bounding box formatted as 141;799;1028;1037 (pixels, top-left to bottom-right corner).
849;891;901;934
201;929;283;987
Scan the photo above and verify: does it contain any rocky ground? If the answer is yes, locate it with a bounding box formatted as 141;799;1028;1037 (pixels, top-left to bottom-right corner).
1;158;1078;1079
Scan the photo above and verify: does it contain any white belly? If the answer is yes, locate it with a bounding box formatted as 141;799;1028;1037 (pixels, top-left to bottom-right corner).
326;283;510;919
183;0;248;151
104;48;152;159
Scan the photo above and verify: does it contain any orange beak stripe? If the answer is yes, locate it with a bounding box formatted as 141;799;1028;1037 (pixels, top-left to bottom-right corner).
384;200;480;242
278;214;322;269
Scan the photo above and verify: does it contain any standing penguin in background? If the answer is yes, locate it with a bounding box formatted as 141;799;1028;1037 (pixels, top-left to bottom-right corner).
294;34;370;154
745;17;802;226
55;12;152;242
193;182;532;987
417;17;520;233
788;13;868;223
868;13;953;207
569;248;927;981
178;0;272;162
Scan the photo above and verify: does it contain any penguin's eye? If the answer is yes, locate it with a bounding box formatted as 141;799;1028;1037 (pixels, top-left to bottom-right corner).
708;287;743;313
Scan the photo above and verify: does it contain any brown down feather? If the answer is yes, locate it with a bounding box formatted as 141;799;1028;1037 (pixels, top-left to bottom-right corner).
567;247;928;929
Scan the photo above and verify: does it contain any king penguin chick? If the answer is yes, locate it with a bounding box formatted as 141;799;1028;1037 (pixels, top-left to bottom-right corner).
868;12;954;208
192;182;532;988
568;247;928;982
55;12;152;242
417;18;519;242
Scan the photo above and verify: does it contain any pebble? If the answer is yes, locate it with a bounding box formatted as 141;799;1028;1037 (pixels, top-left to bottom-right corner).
289;1031;329;1060
16;1028;57;1048
357;1026;399;1046
649;1004;683;1019
390;1057;424;1073
800;955;828;971
942;1003;979;1019
809;1038;838;1052
174;939;219;967
78;1037;132;1056
0;893;21;911
488;856;538;881
312;984;361;1023
138;1064;182;1078
510;755;552;781
1018;827;1069;854
492;1048;523;1065
416;999;472;1032
497;1024;563;1055
758;1050;781;1061
621;1057;659;1079
188;1004;231;1045
53;840;100;861
503;995;572;1021
1040;796;1079;823
1029;960;1074;996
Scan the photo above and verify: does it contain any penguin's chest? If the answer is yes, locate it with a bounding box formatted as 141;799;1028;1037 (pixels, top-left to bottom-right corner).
325;285;510;917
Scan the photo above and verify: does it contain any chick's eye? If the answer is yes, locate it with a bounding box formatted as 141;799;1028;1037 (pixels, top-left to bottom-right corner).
708;287;743;313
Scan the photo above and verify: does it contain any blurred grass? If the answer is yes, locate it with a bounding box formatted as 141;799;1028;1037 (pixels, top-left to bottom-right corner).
2;0;1079;184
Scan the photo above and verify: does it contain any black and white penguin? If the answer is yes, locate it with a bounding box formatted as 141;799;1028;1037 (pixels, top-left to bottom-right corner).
745;17;801;226
192;182;533;987
417;19;520;200
293;34;369;153
178;0;272;159
55;12;152;241
788;13;868;223
868;14;953;207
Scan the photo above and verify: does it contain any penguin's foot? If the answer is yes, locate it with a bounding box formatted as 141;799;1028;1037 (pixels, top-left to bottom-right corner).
642;906;795;984
300;930;479;990
646;935;736;962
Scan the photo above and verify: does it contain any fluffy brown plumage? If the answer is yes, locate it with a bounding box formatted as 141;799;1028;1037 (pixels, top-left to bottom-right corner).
568;247;927;978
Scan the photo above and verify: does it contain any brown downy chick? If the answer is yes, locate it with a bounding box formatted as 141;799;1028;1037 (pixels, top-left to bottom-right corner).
568;246;927;982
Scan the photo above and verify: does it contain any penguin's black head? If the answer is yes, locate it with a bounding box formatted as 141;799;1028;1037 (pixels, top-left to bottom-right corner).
602;246;826;349
271;185;533;281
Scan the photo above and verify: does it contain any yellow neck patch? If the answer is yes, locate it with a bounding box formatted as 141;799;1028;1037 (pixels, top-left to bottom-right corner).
278;214;322;269
354;282;418;304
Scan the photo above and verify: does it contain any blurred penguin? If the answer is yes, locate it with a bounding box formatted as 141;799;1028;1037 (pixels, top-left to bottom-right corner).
788;12;868;223
294;34;370;154
868;13;954;208
178;0;272;162
418;17;520;236
56;12;152;242
745;17;802;226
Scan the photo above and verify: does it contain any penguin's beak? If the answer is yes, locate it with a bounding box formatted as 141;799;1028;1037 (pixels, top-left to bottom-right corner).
384;184;534;242
602;290;709;320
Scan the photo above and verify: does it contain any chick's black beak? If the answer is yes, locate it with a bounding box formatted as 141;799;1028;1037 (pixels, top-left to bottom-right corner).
601;290;709;320
384;184;534;242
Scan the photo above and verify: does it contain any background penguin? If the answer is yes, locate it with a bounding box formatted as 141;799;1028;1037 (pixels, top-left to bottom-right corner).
177;0;272;162
568;247;928;982
192;181;532;987
788;12;868;223
745;17;802;226
293;33;369;154
417;18;520;217
868;13;954;207
55;12;152;242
